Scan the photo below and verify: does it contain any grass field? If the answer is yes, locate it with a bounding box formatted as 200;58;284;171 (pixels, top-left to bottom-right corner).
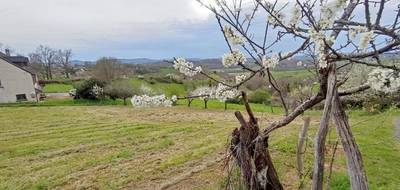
43;84;74;93
273;69;314;79
0;104;399;190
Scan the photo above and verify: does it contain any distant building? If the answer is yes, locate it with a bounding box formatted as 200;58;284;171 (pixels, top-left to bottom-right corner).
0;50;39;103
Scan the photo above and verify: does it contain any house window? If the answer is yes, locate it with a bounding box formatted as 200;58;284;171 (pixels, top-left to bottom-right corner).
0;80;3;88
16;94;27;102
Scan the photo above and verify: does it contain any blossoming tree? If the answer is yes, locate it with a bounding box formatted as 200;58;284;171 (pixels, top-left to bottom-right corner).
171;0;400;189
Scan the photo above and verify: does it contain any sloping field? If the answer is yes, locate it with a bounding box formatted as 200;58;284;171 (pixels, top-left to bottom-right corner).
0;106;399;189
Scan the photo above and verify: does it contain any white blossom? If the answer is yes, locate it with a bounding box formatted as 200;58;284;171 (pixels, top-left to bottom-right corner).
131;94;173;108
191;86;215;100
320;0;347;28
309;28;328;69
222;50;247;67
349;26;367;40
235;74;247;84
368;68;400;93
171;95;178;102
262;54;279;69
289;4;301;26
215;83;239;102
359;30;374;49
173;58;202;77
223;26;244;45
297;61;303;66
91;84;103;97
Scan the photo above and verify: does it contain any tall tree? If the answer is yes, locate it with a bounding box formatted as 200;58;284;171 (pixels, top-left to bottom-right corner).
91;57;123;83
56;49;74;78
30;45;57;80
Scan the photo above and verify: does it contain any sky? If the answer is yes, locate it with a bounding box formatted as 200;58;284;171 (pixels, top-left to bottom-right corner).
0;0;230;60
0;0;397;61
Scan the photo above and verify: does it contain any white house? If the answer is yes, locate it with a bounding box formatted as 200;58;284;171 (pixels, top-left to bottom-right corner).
0;51;38;103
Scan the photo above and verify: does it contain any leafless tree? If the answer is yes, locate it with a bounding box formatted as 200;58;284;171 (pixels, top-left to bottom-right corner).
29;45;57;80
171;0;400;189
91;57;124;83
56;49;74;78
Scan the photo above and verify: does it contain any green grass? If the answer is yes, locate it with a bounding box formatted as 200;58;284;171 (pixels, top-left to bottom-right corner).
272;69;314;79
43;84;74;93
177;99;284;114
0;102;398;189
0;99;125;107
0;106;238;189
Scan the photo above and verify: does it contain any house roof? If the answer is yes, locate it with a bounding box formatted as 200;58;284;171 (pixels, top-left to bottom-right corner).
0;52;35;75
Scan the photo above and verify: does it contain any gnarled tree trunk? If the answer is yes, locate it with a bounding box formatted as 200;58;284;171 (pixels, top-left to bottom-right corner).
230;92;283;190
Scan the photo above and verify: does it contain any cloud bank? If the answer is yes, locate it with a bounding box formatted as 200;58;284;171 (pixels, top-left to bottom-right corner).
0;0;214;58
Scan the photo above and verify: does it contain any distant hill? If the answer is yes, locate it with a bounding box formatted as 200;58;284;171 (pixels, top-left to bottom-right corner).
118;58;160;64
71;58;160;65
71;57;315;71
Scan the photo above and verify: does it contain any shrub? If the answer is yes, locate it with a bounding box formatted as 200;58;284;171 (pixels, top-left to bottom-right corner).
249;89;271;104
342;91;399;112
74;79;105;100
104;80;139;105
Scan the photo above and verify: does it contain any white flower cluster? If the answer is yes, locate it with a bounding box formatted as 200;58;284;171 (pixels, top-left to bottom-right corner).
191;86;215;100
262;54;279;69
131;94;173;108
222;50;247;67
320;0;347;28
215;83;239;102
289;4;301;26
223;26;244;45
368;68;400;93
235;74;247;84
347;26;374;49
173;58;202;77
309;28;332;69
171;95;178;102
359;30;374;49
297;61;303;66
91;84;103;97
349;26;368;40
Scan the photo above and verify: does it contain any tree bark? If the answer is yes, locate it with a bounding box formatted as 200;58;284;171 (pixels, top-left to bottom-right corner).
332;92;369;190
204;99;208;109
312;66;336;190
230;92;283;190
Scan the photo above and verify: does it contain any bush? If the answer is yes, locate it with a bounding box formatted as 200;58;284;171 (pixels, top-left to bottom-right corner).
104;80;139;105
74;79;105;100
249;89;271;104
342;91;399;112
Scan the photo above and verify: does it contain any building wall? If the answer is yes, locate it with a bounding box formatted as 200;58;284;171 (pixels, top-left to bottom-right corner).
0;58;36;103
